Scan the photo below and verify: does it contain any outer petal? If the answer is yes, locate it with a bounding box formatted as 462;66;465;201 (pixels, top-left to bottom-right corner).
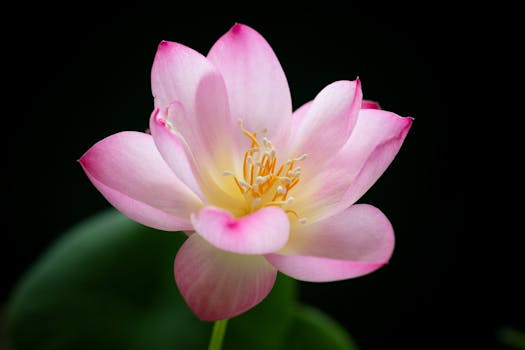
79;132;202;230
152;41;219;112
149;107;203;200
266;204;394;282
175;234;277;321
361;100;381;109
296;109;412;221
191;206;290;255
290;80;362;169
149;106;245;212
151;41;236;173
207;23;292;142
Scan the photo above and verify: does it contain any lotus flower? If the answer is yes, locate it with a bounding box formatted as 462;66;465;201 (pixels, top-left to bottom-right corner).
80;23;412;321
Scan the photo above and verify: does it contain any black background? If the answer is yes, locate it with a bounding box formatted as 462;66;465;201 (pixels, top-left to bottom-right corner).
2;2;521;349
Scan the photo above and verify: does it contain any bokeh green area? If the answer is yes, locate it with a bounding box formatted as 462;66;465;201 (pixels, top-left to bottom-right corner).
6;210;358;350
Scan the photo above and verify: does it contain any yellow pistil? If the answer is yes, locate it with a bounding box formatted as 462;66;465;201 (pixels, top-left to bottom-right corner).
223;120;308;223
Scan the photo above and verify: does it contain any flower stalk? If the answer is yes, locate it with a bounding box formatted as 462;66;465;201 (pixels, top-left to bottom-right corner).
208;319;229;350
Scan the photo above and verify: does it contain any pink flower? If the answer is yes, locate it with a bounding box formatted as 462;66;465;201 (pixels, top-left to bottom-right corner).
80;23;412;321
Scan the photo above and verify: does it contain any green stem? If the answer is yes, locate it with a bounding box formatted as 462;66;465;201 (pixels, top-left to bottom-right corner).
207;319;229;350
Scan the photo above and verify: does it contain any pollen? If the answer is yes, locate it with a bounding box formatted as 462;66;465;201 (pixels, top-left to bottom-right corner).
223;120;308;223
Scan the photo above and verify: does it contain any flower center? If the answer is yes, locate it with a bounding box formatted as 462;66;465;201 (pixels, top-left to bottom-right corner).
223;120;307;224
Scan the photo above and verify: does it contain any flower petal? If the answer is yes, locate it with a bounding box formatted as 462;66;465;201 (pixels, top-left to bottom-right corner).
149;107;204;200
296;109;412;221
85;174;191;231
79;132;202;230
290;80;362;168
339;116;412;208
291;100;313;121
207;23;292;140
151;41;236;172
152;41;217;111
149;106;245;212
175;234;277;321
361;100;381;109
272;100;312;156
191;206;290;255
266;204;394;282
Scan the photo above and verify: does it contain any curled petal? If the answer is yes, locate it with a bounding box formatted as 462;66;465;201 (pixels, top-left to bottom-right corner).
191;206;290;255
149;107;203;200
150;106;244;211
79;132;202;230
290;80;362;168
266;204;394;282
297;109;412;221
175;234;277;321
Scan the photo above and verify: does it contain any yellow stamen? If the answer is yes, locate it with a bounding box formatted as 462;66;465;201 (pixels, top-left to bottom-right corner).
225;121;308;223
287;178;300;191
238;120;260;147
288;160;295;172
276;164;285;176
285;209;299;217
259;154;268;175
270;157;277;172
243;152;248;179
233;176;244;193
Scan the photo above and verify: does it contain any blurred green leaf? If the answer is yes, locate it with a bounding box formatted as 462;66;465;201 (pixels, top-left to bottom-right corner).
6;210;204;349
225;273;296;350
498;326;525;349
282;305;359;350
6;209;358;350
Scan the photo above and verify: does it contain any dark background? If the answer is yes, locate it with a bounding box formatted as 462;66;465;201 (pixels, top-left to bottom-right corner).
2;2;520;349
